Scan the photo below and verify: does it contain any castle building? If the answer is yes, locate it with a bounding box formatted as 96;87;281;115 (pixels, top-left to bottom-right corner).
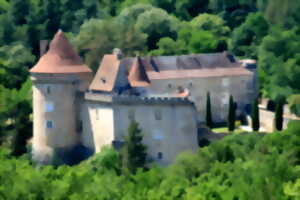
30;30;257;165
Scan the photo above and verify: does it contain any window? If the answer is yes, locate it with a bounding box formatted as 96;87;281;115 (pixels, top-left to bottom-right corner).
46;120;53;129
154;109;162;120
157;152;163;160
46;86;51;94
128;109;135;121
77;120;83;133
96;109;99;120
222;78;230;87
45;102;54;112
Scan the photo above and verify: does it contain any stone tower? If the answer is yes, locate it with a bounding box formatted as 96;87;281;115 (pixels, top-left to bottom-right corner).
29;30;92;164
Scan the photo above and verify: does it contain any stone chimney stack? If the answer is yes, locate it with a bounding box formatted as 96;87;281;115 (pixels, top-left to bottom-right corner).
40;40;49;57
113;48;123;60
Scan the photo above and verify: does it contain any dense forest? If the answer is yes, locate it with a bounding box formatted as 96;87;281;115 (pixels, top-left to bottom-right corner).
0;121;299;199
0;0;300;199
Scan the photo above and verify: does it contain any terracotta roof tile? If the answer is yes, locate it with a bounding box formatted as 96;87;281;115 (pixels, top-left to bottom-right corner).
128;57;151;87
89;55;120;92
30;30;92;74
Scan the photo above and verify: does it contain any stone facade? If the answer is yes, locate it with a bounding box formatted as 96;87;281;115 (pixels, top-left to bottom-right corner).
30;31;257;165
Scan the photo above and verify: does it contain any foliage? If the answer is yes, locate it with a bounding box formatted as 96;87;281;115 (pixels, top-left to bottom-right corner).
288;94;300;117
0;120;299;199
134;7;180;50
251;98;260;131
75;18;147;71
258;27;300;100
206;92;213;128
121;121;147;174
230;12;269;59
227;95;236;131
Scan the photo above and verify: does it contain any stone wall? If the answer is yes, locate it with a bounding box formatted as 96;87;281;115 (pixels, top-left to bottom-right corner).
31;74;82;164
258;105;299;132
143;74;256;123
81;93;198;165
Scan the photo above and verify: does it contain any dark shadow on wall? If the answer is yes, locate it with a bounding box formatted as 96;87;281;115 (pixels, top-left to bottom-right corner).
53;144;94;166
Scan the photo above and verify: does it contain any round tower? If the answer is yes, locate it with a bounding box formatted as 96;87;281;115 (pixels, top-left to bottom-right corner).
30;30;92;164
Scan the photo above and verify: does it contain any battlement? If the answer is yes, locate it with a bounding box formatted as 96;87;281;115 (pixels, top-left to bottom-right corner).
84;92;193;105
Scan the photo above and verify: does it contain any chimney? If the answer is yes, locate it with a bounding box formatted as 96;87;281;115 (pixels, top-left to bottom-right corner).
40;40;49;57
113;48;123;60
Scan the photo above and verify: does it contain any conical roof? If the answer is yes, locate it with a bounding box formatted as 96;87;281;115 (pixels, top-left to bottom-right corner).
30;30;92;74
128;56;150;87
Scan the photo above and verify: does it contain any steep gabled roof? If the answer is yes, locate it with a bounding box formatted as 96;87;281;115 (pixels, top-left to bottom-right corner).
30;30;92;74
128;57;150;87
89;55;120;92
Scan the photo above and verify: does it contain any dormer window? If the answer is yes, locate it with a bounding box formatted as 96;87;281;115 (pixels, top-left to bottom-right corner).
100;77;106;83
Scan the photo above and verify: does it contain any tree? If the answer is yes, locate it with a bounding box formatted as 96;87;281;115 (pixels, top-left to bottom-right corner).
206;92;213;128
135;7;180;50
251;98;260;131
190;14;230;51
175;0;209;20
75;18;147;71
0;44;35;89
275;100;284;131
227;95;236;131
288;94;300;117
258;27;300;100
121;121;147;174
263;0;300;28
149;37;187;56
9;0;30;25
188;30;218;53
230;12;269;59
190;14;230;37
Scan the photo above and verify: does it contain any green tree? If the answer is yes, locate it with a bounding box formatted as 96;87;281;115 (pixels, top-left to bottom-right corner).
275;100;284;131
121;121;147;174
230;12;269;59
190;13;230;51
75;18;147;71
149;37;187;56
263;0;300;28
188;30;218;53
190;13;230;37
206;92;213;128
227;95;236;131
251;98;260;131
135;7;180;50
258;27;300;100
0;44;35;89
9;0;30;25
288;94;300;117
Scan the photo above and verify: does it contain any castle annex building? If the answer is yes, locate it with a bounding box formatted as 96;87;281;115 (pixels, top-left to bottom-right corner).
30;30;257;165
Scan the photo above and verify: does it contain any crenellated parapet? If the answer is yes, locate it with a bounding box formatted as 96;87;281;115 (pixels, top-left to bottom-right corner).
84;92;193;105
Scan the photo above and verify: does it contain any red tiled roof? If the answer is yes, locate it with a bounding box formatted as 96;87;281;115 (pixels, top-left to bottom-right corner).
89;55;120;91
30;30;92;74
128;57;150;87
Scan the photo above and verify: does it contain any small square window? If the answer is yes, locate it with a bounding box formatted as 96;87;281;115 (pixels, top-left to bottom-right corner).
45;102;54;112
158;152;163;160
154;109;162;120
128;109;135;121
222;78;230;87
46;120;53;129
